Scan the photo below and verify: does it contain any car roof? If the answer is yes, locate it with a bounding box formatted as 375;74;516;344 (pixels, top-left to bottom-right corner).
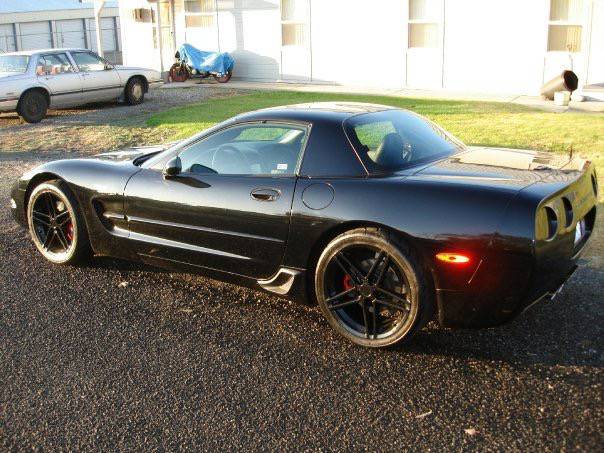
233;102;397;124
1;48;89;57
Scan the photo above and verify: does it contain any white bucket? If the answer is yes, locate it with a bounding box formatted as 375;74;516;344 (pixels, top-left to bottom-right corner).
554;91;570;106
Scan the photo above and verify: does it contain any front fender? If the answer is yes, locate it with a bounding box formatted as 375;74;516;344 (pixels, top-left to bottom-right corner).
14;158;141;256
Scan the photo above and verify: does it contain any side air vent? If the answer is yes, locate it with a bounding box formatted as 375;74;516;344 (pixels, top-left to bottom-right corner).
561;197;573;228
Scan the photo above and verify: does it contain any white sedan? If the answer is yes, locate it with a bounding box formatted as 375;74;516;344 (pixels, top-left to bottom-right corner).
0;48;162;123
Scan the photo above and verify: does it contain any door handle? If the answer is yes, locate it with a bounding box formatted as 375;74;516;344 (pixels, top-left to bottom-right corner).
81;73;90;77
251;188;280;202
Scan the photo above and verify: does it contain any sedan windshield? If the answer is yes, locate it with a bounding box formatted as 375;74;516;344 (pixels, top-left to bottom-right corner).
344;110;465;173
0;55;30;74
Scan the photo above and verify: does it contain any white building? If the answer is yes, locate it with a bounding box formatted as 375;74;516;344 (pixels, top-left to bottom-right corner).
117;0;603;95
0;0;123;63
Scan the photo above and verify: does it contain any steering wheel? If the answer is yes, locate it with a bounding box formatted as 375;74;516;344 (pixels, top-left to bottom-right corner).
211;145;251;174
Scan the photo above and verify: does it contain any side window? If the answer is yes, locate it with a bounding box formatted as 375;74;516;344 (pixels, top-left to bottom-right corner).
178;123;308;176
71;51;106;72
36;53;74;76
353;121;397;155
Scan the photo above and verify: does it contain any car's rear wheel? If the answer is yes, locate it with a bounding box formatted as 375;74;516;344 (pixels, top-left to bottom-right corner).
18;90;48;123
27;180;90;265
125;77;145;105
315;228;432;348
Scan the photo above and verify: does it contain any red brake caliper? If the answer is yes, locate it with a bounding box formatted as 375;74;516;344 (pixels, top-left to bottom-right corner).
342;274;353;291
66;222;74;242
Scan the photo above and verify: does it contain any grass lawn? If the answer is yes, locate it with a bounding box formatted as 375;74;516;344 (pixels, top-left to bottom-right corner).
148;91;603;174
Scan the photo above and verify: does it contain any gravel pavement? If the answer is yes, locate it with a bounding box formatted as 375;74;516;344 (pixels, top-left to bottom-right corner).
1;154;602;450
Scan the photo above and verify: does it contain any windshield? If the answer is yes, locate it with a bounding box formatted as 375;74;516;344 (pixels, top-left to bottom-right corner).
344;110;465;173
0;55;30;74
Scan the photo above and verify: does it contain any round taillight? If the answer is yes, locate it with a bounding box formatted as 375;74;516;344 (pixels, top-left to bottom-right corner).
545;206;558;240
562;197;573;228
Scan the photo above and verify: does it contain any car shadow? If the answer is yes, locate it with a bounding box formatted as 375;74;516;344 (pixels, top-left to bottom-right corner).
81;252;602;370
66;201;604;370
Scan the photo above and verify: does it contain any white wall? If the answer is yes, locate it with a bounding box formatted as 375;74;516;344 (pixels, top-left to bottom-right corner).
586;0;604;84
216;0;281;80
118;0;604;95
118;0;161;70
310;0;406;88
443;0;549;94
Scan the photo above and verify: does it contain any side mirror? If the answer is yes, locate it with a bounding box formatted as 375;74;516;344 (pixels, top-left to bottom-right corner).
104;63;114;70
163;156;182;177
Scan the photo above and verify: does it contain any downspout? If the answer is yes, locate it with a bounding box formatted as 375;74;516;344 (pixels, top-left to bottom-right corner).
94;0;106;57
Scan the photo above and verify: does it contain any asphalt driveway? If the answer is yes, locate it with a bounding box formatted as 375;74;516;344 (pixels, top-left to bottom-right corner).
0;154;602;451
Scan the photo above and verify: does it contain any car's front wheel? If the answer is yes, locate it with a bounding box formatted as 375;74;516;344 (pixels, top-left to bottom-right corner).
27;180;91;265
125;77;145;105
315;228;432;348
18;90;48;123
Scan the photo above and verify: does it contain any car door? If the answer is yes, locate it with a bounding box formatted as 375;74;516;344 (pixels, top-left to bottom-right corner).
123;121;310;279
69;50;122;102
35;53;82;107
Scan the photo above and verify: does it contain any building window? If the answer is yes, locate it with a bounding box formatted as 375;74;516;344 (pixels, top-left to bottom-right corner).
408;0;439;48
133;8;154;23
281;0;308;46
185;0;215;28
548;0;583;52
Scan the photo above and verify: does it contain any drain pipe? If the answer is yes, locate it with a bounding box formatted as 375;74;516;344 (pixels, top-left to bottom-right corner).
94;0;106;57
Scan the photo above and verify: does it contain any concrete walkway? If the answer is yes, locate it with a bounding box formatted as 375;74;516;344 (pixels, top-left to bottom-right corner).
161;78;604;113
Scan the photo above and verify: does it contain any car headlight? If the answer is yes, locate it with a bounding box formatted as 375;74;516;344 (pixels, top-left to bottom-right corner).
10;198;17;209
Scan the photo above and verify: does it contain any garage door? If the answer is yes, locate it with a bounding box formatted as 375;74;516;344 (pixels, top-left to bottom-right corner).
55;19;86;49
0;24;16;53
87;18;118;52
20;21;52;50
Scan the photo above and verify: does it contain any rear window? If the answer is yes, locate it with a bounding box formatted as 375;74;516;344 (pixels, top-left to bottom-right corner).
0;55;30;74
344;110;465;173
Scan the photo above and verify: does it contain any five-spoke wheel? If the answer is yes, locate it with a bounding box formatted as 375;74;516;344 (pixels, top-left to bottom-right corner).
27;181;90;265
316;228;431;347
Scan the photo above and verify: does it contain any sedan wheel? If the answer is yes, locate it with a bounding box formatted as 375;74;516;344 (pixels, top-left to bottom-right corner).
315;228;431;347
125;78;145;105
27;181;90;265
18;90;48;123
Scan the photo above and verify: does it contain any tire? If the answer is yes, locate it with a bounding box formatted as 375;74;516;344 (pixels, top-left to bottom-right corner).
18;90;48;123
169;63;190;82
315;227;433;348
125;77;145;105
213;70;232;83
27;180;91;265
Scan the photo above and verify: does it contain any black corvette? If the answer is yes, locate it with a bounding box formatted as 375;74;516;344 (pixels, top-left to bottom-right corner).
11;102;598;347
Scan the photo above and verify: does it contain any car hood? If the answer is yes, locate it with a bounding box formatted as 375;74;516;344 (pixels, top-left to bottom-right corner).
414;146;587;189
94;143;174;162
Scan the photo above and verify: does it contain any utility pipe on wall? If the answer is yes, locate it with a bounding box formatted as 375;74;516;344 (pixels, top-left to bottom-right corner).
94;0;106;57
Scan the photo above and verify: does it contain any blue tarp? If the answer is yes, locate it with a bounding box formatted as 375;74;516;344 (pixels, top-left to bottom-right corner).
178;43;234;76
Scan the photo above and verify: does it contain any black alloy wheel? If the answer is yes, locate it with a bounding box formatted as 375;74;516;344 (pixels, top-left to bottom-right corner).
27;181;90;265
315;228;431;347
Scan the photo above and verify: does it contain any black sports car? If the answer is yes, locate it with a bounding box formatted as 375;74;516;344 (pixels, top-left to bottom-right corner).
11;102;598;347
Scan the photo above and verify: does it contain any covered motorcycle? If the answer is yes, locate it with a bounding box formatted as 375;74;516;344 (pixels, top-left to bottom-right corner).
169;43;234;83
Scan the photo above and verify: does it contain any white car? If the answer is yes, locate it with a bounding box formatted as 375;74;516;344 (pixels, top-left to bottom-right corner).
0;48;162;123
